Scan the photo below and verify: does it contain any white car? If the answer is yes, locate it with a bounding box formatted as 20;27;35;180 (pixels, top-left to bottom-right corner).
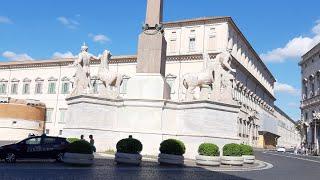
277;147;286;152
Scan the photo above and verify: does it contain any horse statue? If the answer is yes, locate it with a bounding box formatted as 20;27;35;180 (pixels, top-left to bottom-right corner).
181;50;236;101
97;50;123;98
181;53;215;100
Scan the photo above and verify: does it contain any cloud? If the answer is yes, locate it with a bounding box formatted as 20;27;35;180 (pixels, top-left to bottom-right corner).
2;51;33;61
0;16;12;24
88;33;110;44
274;82;300;96
57;16;79;29
260;20;320;63
52;51;76;59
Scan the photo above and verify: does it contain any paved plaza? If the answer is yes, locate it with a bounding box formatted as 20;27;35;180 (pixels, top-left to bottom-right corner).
0;151;319;180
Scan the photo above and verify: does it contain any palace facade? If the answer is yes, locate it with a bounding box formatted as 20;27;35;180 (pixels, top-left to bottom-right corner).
0;17;299;149
300;42;320;153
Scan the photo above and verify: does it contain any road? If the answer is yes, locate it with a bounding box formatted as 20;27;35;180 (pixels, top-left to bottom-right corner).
0;151;319;180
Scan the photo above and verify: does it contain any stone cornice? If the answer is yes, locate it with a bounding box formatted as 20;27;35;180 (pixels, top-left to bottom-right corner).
0;54;210;69
300;42;320;65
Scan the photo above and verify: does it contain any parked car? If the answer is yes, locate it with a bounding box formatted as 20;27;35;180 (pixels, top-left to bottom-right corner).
277;147;286;152
0;134;69;163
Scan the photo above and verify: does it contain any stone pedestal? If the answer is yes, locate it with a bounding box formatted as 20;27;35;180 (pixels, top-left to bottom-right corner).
63;95;241;159
126;73;170;100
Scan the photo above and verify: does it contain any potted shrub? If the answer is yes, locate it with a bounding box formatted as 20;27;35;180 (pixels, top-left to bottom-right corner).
63;140;94;166
158;139;185;165
240;144;255;164
221;143;244;166
195;143;220;166
115;135;143;165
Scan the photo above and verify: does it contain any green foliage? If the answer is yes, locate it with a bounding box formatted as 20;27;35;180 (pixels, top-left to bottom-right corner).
159;139;186;155
239;144;254;155
198;143;220;156
116;136;143;154
223;143;242;156
67;138;80;143
66;140;93;154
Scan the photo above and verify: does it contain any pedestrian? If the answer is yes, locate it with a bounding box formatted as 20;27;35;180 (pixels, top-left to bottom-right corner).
89;135;96;152
80;135;84;140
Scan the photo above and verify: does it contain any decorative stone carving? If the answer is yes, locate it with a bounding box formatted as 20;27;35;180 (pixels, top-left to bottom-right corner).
97;50;124;99
181;53;215;101
70;43;99;96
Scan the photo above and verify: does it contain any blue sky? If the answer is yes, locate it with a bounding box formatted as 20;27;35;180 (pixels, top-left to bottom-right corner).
1;0;320;120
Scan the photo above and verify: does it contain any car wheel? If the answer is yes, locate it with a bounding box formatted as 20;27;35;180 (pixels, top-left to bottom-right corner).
56;153;64;162
5;153;16;163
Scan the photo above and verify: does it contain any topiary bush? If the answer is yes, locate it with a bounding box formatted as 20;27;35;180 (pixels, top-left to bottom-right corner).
223;143;242;156
198;143;220;156
67;138;80;143
240;144;254;155
159;139;186;155
66;140;93;154
116;136;143;154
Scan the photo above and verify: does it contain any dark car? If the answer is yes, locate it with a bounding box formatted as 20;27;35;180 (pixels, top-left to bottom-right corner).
0;134;69;163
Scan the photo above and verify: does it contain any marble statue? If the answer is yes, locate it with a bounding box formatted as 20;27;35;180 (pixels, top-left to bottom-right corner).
216;49;236;103
182;53;215;100
97;50;123;98
70;43;99;96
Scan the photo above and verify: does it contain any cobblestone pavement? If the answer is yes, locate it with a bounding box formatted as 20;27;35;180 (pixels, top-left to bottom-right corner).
0;151;319;180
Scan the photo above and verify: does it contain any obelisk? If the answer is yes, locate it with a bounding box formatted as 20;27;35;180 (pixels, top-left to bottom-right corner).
126;0;170;99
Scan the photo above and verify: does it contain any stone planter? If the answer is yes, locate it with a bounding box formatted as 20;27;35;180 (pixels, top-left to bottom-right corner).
115;152;142;165
63;153;94;165
195;155;220;166
242;155;255;164
158;153;184;165
221;156;244;166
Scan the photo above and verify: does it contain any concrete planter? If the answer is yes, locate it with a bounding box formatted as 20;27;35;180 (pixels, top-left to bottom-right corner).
242;155;255;164
195;155;220;166
115;152;142;165
63;153;94;165
158;153;184;165
221;156;244;166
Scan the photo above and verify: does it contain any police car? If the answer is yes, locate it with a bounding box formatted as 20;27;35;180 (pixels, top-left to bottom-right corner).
0;134;69;163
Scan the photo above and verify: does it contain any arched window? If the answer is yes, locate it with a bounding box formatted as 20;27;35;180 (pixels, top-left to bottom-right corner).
10;78;19;95
48;77;57;94
0;79;8;94
61;77;71;94
35;77;44;94
22;78;31;94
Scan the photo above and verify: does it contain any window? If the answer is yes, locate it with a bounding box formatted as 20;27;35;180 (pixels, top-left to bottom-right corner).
22;83;30;94
120;76;130;94
208;27;217;51
48;82;56;94
26;137;41;145
59;108;67;123
189;37;196;52
46;108;53;123
91;77;99;94
11;83;18;94
170;39;177;53
59;130;63;136
0;82;7;94
43;137;56;144
45;129;50;135
166;74;177;94
35;82;43;94
311;83;315;96
61;82;70;94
